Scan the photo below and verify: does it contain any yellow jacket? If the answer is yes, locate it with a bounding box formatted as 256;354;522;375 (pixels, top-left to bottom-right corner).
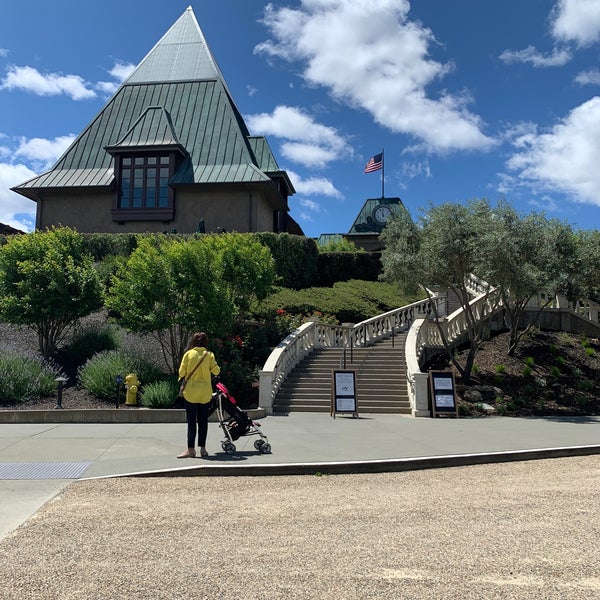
178;346;220;404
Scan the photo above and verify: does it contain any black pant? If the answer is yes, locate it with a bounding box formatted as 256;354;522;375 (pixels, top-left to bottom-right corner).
185;401;210;448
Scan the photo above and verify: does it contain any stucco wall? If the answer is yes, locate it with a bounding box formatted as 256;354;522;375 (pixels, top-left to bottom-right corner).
36;186;279;234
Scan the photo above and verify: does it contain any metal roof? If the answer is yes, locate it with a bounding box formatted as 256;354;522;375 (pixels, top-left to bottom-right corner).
13;7;284;197
348;197;408;234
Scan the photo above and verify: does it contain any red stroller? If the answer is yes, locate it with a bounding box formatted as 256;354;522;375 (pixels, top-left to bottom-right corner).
213;381;271;455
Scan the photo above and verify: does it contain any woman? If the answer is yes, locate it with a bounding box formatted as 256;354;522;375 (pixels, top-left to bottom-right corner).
177;332;220;458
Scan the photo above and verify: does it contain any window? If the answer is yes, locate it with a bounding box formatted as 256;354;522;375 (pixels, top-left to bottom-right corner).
112;153;175;222
119;155;171;210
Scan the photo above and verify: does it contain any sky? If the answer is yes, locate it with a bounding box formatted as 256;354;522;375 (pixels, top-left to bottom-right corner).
2;0;600;238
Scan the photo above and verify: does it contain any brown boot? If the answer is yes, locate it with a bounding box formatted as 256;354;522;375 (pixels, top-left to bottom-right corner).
177;448;196;458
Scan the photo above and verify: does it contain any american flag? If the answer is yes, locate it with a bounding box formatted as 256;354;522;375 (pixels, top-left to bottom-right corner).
364;152;383;173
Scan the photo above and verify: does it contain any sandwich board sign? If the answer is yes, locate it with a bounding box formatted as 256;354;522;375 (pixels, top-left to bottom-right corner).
331;370;358;418
429;370;458;418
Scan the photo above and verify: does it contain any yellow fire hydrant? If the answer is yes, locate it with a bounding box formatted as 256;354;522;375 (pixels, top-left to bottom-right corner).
125;373;140;405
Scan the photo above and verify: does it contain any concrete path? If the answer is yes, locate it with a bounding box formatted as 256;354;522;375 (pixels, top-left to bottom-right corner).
1;412;599;539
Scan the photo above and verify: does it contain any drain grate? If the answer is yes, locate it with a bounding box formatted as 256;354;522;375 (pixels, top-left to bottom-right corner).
0;461;93;480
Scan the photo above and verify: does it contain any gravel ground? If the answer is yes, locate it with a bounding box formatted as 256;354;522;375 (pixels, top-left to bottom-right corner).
0;456;598;599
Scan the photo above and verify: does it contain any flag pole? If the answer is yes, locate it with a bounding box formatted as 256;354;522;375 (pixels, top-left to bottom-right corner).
381;148;385;198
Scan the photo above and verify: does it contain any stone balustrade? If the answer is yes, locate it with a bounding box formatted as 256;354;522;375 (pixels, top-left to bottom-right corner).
259;277;600;417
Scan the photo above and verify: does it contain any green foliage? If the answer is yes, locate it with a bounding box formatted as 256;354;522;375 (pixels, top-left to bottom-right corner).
522;366;533;377
0;227;103;358
381;201;487;381
317;238;360;253
82;233;140;261
495;364;506;374
140;379;179;408
525;356;535;367
585;347;596;357
0;353;64;404
255;232;318;289
62;321;121;368
316;252;382;286
78;350;163;401
105;234;275;374
214;337;257;406
254;280;421;324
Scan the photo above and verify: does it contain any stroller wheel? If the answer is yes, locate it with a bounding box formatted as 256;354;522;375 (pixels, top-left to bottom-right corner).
254;439;264;451
223;441;236;455
259;442;272;454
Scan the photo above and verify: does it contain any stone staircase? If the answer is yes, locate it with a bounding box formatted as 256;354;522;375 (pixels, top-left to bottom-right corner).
273;333;411;414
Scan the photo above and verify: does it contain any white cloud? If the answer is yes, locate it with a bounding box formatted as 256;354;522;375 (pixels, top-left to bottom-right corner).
506;96;600;205
0;162;37;231
286;168;343;198
245;105;349;168
108;61;136;82
552;0;600;46
0;49;8;58
1;65;96;100
499;45;573;67
299;198;322;213
575;68;600;84
256;0;493;154
96;61;137;96
15;134;76;169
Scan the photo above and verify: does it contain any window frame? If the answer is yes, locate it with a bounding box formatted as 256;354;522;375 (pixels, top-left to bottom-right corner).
111;152;176;222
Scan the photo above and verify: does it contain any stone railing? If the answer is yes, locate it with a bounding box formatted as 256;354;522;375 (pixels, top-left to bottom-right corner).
406;284;502;417
258;298;433;414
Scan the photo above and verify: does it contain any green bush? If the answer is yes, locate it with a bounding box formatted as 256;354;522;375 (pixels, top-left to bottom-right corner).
254;280;421;324
140;379;179;408
82;233;140;261
255;233;319;289
0;353;64;404
316;252;382;286
78;350;163;401
63;321;121;367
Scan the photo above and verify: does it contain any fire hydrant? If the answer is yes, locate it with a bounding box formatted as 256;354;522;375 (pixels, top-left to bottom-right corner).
125;373;140;405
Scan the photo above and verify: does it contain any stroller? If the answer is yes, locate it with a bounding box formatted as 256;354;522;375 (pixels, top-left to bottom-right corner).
212;381;271;455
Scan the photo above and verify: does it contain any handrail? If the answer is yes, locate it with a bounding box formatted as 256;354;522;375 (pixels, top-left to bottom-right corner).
259;298;434;413
259;277;600;417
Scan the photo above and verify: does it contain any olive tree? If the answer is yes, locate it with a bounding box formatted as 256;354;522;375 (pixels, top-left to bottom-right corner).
104;234;275;374
474;202;577;355
381;201;491;382
0;227;102;358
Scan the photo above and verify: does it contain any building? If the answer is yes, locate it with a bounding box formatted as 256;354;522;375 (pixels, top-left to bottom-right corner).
12;6;302;236
318;197;408;251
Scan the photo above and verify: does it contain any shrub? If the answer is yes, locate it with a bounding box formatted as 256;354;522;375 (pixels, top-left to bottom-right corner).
0;227;103;358
140;379;179;408
63;321;121;367
254;280;421;324
585;347;596;357
495;364;506;374
522;366;533;377
0;353;64;404
255;233;318;289
524;356;535;368
78;350;163;401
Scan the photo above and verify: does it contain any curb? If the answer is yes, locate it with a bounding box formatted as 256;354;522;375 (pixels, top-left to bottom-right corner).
0;408;266;424
85;444;600;479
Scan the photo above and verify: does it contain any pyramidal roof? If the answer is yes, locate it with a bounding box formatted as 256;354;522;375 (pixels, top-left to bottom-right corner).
125;6;231;93
13;6;291;197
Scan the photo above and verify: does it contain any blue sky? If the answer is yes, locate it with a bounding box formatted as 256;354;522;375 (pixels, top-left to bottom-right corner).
2;0;600;238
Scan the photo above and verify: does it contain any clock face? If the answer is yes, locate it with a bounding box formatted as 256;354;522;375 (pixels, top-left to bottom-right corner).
373;205;392;224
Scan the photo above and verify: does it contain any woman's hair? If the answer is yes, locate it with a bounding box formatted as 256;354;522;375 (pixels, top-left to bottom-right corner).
190;332;208;349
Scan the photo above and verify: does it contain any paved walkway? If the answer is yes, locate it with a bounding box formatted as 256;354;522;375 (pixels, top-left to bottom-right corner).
1;412;599;539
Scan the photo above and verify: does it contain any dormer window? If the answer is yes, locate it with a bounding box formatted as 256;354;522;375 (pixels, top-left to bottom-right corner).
119;155;171;210
109;153;176;221
105;106;187;223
